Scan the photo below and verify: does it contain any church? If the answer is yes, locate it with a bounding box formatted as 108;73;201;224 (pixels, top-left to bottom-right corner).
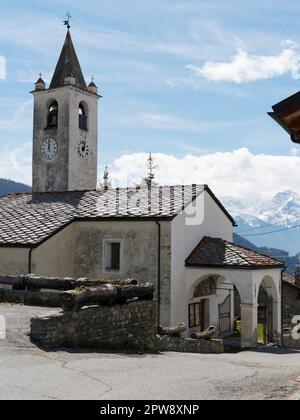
0;28;285;348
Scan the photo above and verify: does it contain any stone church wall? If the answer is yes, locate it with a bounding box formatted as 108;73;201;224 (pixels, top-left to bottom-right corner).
0;220;172;325
73;220;172;325
0;248;29;275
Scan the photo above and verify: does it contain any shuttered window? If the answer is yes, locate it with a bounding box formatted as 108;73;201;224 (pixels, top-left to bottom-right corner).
111;242;121;271
103;240;122;273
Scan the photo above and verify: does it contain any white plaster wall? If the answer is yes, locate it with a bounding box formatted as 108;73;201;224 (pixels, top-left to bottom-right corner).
252;268;282;337
252;269;282;304
32;223;76;277
0;248;29;275
170;190;233;327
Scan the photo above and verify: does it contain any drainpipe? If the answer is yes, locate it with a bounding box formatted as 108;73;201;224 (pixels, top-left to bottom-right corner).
28;247;34;275
156;221;161;327
281;267;286;347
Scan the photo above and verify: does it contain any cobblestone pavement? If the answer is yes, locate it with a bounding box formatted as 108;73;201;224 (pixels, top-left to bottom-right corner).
0;303;300;400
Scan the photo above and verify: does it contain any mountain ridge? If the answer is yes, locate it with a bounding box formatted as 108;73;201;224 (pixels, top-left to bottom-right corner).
233;233;298;275
0;178;30;197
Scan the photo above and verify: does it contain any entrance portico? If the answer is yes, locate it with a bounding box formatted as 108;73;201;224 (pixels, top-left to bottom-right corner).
182;237;285;348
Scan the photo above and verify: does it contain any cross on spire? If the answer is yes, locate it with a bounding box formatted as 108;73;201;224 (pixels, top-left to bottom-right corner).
63;11;72;30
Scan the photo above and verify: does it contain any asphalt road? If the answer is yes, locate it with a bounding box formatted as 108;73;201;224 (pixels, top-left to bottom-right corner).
0;303;300;400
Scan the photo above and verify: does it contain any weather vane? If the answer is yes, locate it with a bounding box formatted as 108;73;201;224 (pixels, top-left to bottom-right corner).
63;11;72;29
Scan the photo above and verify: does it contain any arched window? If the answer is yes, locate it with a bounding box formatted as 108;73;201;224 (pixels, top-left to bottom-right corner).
194;277;217;298
47;101;58;128
79;102;88;130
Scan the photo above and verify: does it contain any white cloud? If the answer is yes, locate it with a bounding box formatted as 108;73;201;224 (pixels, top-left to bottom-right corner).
108;148;300;200
5;147;300;200
187;43;300;83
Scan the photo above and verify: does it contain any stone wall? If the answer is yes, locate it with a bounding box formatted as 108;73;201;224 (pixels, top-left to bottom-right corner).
283;334;300;350
0;288;61;307
283;283;300;324
73;220;172;325
31;300;158;352
158;335;223;354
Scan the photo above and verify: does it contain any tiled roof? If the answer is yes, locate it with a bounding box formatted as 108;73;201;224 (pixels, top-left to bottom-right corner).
185;237;285;270
283;273;300;290
49;31;87;91
0;185;222;247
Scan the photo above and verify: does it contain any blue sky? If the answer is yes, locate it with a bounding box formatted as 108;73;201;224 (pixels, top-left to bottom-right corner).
2;0;300;198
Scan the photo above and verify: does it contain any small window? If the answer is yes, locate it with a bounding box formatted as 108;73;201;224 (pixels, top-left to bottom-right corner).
103;240;122;273
47;101;58;128
79;103;88;130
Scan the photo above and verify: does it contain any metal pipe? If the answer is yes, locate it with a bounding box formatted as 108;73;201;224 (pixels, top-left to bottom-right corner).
156;221;161;327
28;248;34;274
281;268;286;347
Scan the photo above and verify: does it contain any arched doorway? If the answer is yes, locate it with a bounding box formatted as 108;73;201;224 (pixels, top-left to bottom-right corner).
189;276;217;333
257;276;280;345
257;286;273;344
188;275;236;338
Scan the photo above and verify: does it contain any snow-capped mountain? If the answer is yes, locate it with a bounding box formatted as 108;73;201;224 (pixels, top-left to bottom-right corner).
222;190;300;255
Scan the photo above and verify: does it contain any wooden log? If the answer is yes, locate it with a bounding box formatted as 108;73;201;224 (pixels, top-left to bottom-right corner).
115;283;155;303
26;275;76;291
76;278;138;288
0;275;138;291
0;276;26;289
60;284;119;311
60;282;155;311
158;323;187;337
191;326;217;341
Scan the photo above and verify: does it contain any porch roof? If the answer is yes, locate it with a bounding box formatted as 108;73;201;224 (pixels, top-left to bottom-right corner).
185;237;285;270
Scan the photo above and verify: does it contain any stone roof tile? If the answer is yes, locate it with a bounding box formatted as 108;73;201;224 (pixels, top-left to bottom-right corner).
0;185;213;246
185;236;285;270
49;31;87;90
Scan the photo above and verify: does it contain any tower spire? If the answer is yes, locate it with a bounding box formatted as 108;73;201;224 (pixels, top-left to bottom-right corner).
49;29;86;90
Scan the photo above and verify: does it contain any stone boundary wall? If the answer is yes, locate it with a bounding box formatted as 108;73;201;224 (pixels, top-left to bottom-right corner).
0;288;61;307
31;300;158;352
283;334;300;350
158;335;224;354
30;298;225;354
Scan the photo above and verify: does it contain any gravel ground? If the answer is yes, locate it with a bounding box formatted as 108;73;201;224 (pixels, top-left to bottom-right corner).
0;303;300;401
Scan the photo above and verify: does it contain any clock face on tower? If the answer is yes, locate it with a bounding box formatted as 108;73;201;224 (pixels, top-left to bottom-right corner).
41;138;58;161
77;137;90;160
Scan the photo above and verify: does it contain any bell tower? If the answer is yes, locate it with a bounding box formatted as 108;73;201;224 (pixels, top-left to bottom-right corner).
32;28;101;193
